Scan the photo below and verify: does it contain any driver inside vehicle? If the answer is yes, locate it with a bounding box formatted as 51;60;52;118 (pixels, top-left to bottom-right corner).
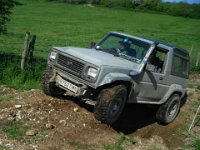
148;50;163;73
119;38;136;57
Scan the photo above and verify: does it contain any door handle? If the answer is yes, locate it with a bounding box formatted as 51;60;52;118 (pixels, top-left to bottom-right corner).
159;76;163;80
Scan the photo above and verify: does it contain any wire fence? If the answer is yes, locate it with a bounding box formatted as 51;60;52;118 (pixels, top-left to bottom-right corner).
0;41;199;68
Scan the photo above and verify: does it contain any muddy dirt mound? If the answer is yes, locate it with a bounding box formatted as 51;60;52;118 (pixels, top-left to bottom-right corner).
0;85;199;150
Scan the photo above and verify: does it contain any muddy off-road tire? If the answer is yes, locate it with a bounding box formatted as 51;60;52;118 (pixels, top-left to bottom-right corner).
94;85;127;124
42;68;64;97
156;94;181;124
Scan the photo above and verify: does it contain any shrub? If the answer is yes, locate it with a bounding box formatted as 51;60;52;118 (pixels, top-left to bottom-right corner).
46;0;200;19
0;0;18;33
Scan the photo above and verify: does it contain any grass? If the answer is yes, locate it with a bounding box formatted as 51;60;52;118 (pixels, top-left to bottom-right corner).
69;133;136;150
0;53;46;89
0;0;200;89
0;146;6;150
188;84;200;89
104;133;126;150
1;0;200;61
68;141;94;149
104;133;136;150
2;121;27;140
0;95;15;103
1;121;44;142
195;112;200;127
193;140;200;150
185;140;200;150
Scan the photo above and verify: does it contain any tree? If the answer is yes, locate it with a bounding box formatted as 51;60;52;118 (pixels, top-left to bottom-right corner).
138;0;161;10
0;0;17;34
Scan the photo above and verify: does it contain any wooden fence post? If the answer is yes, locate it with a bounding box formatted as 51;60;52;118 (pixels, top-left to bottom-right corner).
28;35;36;63
21;32;30;70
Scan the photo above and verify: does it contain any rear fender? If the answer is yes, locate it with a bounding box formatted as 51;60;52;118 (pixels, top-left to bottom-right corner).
160;84;186;104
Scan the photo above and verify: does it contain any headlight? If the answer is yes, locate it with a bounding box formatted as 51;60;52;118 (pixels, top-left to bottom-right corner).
87;68;98;78
50;51;57;60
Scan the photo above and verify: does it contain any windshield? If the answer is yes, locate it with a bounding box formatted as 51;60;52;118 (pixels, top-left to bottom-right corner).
96;34;151;63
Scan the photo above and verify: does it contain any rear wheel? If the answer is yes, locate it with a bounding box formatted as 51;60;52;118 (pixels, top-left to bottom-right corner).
94;85;127;124
42;68;65;97
156;94;181;124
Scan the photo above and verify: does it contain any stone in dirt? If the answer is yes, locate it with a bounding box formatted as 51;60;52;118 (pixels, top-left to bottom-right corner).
9;110;17;117
59;120;66;125
14;105;22;109
46;123;55;129
73;107;79;112
26;130;38;136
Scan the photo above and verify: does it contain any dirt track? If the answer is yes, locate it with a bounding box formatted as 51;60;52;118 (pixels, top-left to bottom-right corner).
0;78;199;149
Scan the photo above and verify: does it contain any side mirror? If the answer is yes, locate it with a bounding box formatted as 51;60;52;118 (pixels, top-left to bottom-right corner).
90;42;96;49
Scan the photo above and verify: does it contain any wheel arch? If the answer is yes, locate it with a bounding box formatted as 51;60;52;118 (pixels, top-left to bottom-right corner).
97;73;132;95
97;80;132;98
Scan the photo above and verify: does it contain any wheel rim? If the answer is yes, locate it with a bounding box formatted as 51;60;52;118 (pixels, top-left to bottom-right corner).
109;95;123;118
168;100;178;118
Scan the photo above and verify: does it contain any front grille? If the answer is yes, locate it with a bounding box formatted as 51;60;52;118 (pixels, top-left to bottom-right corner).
57;54;85;75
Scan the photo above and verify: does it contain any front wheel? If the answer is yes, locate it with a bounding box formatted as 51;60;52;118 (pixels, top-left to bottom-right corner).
42;68;65;97
156;94;181;124
94;85;127;124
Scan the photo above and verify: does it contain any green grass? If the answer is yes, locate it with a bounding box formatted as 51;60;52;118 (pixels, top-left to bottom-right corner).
2;122;27;139
1;0;200;61
0;95;15;103
0;53;46;89
0;145;6;150
194;140;200;150
1;121;47;143
0;0;200;89
186;140;200;150
104;133;136;150
187;84;200;89
104;133;126;150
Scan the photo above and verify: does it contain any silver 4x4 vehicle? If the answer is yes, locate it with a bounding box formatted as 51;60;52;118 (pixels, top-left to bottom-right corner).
42;32;189;125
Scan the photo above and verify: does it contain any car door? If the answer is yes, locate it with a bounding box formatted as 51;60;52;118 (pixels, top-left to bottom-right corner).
133;47;170;103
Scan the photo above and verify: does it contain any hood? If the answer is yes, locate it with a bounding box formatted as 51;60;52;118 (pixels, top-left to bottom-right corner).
54;47;139;70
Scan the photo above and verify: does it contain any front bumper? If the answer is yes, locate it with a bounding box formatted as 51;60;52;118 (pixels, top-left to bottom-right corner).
50;66;92;97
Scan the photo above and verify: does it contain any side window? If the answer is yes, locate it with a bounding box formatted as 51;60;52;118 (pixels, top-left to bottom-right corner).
148;49;168;73
171;54;189;78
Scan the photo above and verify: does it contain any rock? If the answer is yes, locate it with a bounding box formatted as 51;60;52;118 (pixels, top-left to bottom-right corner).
16;111;22;120
73;107;79;112
5;143;13;147
14;105;22;109
7;117;15;121
26;130;38;136
46;123;55;129
59;120;66;125
9;110;17;117
30;89;37;91
2;88;6;92
15;96;22;100
83;123;86;128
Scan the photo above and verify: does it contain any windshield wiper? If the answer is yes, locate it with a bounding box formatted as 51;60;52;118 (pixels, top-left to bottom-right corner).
119;53;139;63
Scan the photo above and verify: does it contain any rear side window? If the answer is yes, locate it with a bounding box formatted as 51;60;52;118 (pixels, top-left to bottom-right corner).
171;52;189;78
